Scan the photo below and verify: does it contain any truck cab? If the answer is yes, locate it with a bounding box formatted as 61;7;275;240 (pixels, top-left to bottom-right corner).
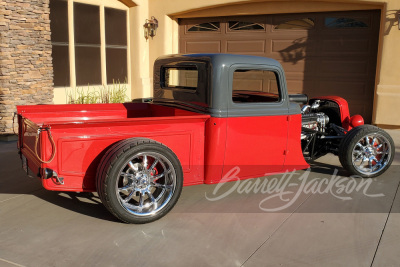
153;54;308;182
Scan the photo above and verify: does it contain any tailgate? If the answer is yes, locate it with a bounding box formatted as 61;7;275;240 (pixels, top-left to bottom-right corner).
17;113;54;181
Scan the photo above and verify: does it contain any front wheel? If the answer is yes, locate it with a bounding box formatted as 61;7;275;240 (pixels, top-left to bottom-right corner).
96;138;183;224
339;125;395;178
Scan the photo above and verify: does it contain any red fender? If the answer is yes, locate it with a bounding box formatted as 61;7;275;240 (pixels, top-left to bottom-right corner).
310;96;364;131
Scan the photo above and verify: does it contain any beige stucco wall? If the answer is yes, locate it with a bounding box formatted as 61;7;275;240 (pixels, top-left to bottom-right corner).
127;0;399;126
373;2;400;126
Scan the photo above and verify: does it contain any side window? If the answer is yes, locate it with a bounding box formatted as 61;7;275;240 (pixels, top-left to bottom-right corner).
74;3;101;86
50;0;70;87
162;66;198;90
232;69;281;103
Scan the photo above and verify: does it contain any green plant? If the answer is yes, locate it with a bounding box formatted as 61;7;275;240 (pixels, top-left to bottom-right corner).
99;79;129;104
66;79;129;104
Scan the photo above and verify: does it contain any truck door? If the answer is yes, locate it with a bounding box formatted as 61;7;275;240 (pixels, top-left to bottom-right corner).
222;66;289;179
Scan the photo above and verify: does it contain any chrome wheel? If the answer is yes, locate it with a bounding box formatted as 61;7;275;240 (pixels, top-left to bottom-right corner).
351;133;392;175
340;125;394;178
116;152;176;216
97;139;183;223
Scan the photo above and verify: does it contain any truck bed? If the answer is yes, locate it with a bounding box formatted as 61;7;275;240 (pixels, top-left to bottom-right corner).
17;102;205;125
17;103;210;192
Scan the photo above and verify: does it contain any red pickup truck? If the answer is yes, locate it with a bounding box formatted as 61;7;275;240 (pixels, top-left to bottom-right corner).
16;54;395;223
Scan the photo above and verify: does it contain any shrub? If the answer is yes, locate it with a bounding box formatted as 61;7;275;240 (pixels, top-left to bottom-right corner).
66;80;129;104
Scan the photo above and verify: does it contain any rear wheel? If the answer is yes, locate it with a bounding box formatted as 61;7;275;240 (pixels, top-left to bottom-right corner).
97;138;183;223
339;125;394;178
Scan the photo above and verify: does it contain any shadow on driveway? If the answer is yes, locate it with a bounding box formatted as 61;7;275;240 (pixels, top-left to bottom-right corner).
0;141;118;223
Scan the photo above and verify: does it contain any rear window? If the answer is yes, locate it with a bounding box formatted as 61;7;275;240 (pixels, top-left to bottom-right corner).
162;66;198;90
154;60;209;110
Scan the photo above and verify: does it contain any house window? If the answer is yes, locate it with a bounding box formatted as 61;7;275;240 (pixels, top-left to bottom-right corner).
50;0;70;87
105;7;128;84
188;22;220;32
325;17;368;28
275;18;315;30
49;1;128;87
74;3;101;86
228;21;265;31
232;69;280;103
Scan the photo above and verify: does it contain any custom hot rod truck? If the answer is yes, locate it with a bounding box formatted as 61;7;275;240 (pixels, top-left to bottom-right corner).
16;54;395;223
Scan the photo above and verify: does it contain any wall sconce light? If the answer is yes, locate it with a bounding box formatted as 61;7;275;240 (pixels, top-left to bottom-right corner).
144;16;158;40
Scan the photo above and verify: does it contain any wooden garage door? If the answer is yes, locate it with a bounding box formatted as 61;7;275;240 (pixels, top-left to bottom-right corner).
179;10;380;122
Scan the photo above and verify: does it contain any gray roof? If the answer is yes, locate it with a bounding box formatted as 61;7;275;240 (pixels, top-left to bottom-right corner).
153;53;300;117
181;53;282;68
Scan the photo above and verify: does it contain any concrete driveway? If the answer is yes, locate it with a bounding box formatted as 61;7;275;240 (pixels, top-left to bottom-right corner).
1;130;399;267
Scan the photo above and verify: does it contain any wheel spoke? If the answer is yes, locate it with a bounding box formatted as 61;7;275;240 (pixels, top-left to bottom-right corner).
149;157;159;171
151;172;165;181
367;158;373;171
370;156;381;170
128;161;141;172
365;136;370;145
372;137;377;146
377;146;389;155
118;184;134;192
123;190;135;203
355;142;363;148
359;156;366;167
354;153;363;162
146;191;158;209
153;183;173;190
139;193;144;208
143;155;148;169
120;171;131;177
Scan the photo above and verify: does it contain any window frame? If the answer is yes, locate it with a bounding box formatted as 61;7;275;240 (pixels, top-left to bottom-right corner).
228;64;288;117
230;67;283;106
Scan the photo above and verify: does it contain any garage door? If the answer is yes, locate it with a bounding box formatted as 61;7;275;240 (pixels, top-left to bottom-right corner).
179;10;380;122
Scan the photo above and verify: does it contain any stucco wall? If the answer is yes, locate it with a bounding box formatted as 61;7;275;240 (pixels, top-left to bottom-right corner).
0;0;53;134
373;2;400;126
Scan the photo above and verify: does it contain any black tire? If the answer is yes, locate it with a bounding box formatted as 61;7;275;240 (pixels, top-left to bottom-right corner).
339;125;395;178
96;138;183;224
